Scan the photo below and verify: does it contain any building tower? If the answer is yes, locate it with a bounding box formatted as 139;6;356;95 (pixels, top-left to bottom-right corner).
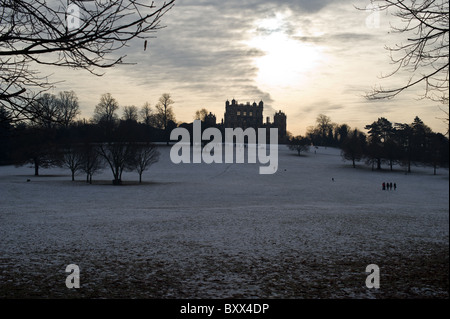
273;110;287;139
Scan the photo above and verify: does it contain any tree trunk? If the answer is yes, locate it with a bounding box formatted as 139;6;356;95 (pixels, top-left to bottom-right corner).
352;158;356;168
34;158;39;176
113;171;121;185
112;167;120;185
139;173;142;183
72;170;75;181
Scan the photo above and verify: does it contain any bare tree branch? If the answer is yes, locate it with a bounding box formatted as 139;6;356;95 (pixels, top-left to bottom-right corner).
0;0;175;123
362;0;449;102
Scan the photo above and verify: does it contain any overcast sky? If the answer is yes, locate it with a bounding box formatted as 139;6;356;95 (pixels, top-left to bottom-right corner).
48;0;448;135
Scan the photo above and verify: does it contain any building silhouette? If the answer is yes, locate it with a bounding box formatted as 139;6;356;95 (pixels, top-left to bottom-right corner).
272;110;287;141
224;99;264;130
222;99;287;142
204;112;216;127
190;99;288;143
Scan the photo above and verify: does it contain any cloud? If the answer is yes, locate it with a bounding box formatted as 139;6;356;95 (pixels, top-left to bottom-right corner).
36;0;446;135
83;0;367;108
116;0;361;91
294;32;377;45
109;1;276;109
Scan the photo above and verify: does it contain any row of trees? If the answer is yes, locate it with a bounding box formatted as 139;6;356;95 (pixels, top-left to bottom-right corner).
305;114;354;148
361;116;448;174
93;93;176;130
0;91;178;184
7;118;161;185
288;114;449;175
2;88;448;180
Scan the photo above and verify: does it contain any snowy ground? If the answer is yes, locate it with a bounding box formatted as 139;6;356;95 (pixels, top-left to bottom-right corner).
0;146;448;298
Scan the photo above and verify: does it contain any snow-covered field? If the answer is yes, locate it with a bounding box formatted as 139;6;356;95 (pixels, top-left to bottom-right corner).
0;146;448;298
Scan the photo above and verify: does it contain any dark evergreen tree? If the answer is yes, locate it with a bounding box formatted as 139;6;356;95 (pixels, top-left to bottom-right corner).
0;106;13;164
426;132;449;175
341;129;366;168
364;117;395;170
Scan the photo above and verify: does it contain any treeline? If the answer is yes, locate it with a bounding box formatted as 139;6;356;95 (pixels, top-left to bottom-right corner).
289;114;449;174
0;92;177;184
2;90;448;178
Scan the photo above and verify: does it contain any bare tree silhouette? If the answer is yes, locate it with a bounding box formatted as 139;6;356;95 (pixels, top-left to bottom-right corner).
128;143;160;183
155;93;175;145
122;105;139;122
194;108;209;121
0;0;175;123
364;0;449;102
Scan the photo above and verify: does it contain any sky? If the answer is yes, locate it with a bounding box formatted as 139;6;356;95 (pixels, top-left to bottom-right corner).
46;0;448;136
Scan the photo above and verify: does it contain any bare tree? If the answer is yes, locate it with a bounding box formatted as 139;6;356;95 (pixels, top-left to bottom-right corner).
122;105;139;122
155;93;175;145
93;93;119;124
57;91;80;128
0;0;175;123
25;91;80;128
155;93;176;130
30;93;61;129
365;0;449;102
194;108;209;121
288;136;311;156
437;98;449;136
81;143;103;184
61;144;84;181
139;102;153;125
128;143;160;183
98;141;135;185
12;126;62;176
316;114;333;145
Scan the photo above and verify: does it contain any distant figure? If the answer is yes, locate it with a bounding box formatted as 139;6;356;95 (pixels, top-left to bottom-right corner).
389;182;393;190
382;182;385;190
394;183;397;190
332;178;334;182
26;179;30;182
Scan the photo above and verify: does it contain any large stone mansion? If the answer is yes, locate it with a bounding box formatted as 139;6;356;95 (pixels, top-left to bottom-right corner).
203;99;287;142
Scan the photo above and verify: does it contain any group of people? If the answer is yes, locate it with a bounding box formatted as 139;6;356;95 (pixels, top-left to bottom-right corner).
382;182;396;190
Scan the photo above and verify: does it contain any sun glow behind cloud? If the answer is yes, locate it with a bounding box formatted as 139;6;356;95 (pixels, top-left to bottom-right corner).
246;13;325;91
249;33;323;89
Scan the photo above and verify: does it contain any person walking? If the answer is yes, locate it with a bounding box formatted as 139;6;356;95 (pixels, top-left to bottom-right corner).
382;182;385;190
